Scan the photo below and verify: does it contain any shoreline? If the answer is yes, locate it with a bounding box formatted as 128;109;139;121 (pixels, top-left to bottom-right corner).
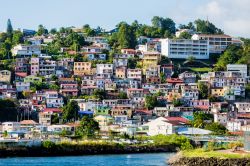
0;143;178;158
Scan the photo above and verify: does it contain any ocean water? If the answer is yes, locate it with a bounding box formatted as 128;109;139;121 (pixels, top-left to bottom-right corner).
0;153;174;166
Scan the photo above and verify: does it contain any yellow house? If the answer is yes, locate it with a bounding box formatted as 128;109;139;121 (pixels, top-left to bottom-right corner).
0;70;11;83
115;67;126;79
74;62;93;75
142;52;161;74
111;105;133;118
94;115;113;127
211;88;225;97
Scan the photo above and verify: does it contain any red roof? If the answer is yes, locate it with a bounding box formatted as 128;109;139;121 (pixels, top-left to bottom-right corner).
166;78;183;83
165;117;189;124
15;72;27;78
194;105;210;110
135;109;152;115
43;108;62;113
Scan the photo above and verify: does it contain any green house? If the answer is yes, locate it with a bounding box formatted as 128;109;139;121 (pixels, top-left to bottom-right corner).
94;106;111;116
24;75;42;83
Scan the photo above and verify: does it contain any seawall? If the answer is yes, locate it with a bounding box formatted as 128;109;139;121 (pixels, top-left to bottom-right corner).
0;142;178;157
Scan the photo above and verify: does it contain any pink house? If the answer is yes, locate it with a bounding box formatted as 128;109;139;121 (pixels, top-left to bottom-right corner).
31;57;39;75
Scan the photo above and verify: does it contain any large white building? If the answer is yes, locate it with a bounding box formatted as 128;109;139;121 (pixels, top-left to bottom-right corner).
160;39;209;59
12;44;41;57
192;34;232;54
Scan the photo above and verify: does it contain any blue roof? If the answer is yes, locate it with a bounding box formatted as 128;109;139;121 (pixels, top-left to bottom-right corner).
78;111;94;115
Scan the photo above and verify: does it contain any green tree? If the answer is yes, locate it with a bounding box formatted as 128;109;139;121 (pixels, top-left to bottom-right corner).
50;28;57;34
6;19;13;36
179;22;195;30
93;89;106;100
145;95;158;110
191;112;213;128
194;19;223;34
128;57;138;69
37;24;48;36
215;44;243;71
198;82;209;99
160;72;166;83
76;116;100;138
151;16;176;34
187;56;196;64
82;24;96;36
12;30;24;45
173;98;182;107
62;101;80;122
205;122;227;135
117;22;137;49
0;99;18;122
178;31;192;39
118;92;128;99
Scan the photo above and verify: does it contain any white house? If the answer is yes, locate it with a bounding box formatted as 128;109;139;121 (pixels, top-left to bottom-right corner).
160;38;209;59
142;117;175;136
226;120;241;132
96;64;113;76
45;91;64;108
12;44;41;56
227;64;248;75
2;122;21;132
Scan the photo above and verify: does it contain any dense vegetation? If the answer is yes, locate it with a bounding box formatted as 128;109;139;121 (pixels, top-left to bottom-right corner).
215;40;250;71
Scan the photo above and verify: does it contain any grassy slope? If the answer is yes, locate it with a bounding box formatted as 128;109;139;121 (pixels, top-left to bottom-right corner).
183;148;250;159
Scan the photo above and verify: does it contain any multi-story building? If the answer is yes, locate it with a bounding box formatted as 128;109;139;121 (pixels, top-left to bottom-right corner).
127;68;142;81
96;64;113;78
30;57;39;75
15;82;30;92
74;62;92;75
45;90;64;108
0;70;11;83
202;71;248;88
235;102;250;113
179;71;196;84
60;83;78;97
192;34;232;54
115;67;127;79
39;59;56;76
39;112;52;126
113;54;128;68
12;44;41;57
142;52;161;73
161;38;209;59
15;58;30;73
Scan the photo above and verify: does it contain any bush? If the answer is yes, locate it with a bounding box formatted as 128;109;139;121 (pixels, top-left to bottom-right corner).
150;134;193;150
227;142;244;149
42;141;56;149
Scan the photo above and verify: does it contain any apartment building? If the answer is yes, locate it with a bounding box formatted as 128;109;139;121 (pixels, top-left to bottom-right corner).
192;34;232;54
96;64;113;78
115;67;127;79
161;38;209;59
142;52;161;73
74;62;92;75
12;44;41;57
30;57;39;75
127;68;142;81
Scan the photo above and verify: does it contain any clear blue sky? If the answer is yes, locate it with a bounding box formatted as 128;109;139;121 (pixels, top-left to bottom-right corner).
0;0;249;37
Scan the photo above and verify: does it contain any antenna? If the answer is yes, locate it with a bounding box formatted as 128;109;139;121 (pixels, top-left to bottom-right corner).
206;16;209;26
